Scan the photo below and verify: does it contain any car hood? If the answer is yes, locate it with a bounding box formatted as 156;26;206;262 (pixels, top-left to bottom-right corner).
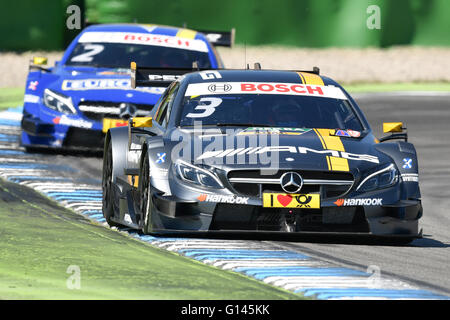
47;67;163;105
168;127;392;175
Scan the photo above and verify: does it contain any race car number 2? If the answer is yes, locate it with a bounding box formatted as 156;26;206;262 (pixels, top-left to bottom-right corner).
263;193;320;209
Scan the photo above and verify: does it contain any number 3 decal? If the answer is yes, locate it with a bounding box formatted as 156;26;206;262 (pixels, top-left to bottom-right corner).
186;98;222;118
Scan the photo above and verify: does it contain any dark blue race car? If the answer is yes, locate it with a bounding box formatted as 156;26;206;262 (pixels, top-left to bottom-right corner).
21;23;232;150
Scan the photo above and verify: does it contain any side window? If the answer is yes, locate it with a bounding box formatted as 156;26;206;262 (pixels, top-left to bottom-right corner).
153;89;170;123
155;82;179;127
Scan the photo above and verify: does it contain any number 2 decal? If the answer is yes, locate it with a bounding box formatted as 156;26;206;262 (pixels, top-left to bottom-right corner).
71;44;104;62
186;97;222;118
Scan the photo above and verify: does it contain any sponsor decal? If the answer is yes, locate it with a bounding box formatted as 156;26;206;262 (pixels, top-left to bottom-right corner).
197;194;249;204
62;78;130;91
238;127;312;136
262;193;320;209
24;94;40;104
334;198;383;206
401;173;419;182
102;118;128;133
184;82;348;100
28;81;38;91
347;129;361;138
61;78;165;94
207;83;232;93
52;116;93;129
148;74;182;81
199;70;222;80
196;146;380;164
403;158;412;169
78;31;209;52
333;129;350;137
156;152;166;164
331;129;361;138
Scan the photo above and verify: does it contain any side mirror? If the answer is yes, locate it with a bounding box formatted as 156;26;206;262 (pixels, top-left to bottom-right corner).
131;117;153;128
380;122;408;142
383;122;403;133
29;56;50;72
128;116;154;150
32;57;48;65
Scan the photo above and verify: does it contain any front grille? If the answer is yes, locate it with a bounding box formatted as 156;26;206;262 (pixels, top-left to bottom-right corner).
78;101;154;121
228;169;354;181
227;169;354;199
63;127;104;149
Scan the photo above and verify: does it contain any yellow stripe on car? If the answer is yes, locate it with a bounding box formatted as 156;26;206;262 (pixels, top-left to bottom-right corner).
176;29;197;39
297;72;325;86
314;128;350;172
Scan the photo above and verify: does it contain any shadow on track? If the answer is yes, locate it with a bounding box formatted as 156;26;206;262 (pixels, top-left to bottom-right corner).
119;228;450;247
25;146;103;158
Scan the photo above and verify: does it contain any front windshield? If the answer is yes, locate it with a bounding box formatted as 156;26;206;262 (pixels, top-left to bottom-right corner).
178;82;364;131
65;32;212;69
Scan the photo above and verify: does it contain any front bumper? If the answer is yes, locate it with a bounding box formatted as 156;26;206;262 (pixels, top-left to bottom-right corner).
150;188;422;237
21;111;104;150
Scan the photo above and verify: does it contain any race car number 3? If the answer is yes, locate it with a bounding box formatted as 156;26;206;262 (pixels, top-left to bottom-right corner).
263;193;320;209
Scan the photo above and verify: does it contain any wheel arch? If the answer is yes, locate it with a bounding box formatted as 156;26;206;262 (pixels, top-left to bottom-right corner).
104;126;130;183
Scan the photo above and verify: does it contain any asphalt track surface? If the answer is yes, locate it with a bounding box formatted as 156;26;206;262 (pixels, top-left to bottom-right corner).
271;93;450;296
2;93;449;298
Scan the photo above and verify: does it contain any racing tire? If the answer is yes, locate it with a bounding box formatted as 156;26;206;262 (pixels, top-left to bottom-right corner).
139;151;155;234
102;138;120;227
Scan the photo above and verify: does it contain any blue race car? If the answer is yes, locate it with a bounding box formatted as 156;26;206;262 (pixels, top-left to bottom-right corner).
21;23;232;151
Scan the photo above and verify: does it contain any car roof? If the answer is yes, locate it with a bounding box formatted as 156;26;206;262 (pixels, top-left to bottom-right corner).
184;69;339;87
82;23;209;42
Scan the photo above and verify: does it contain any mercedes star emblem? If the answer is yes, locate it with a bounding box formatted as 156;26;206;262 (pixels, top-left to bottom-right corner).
280;172;303;193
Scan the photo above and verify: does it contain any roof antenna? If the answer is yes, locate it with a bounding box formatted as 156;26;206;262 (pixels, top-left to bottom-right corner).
313;66;320;75
254;62;261;70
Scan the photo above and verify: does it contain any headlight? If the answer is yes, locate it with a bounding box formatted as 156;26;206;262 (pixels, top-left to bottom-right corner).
174;160;224;189
43;89;76;114
356;163;398;192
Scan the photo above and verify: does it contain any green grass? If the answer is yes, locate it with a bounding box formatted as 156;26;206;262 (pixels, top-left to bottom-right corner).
0;179;303;300
0;87;23;110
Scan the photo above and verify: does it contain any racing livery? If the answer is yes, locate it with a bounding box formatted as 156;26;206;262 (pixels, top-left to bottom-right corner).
21;23;232;150
102;66;422;243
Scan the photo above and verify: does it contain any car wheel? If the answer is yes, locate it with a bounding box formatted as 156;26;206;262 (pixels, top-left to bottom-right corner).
102;139;119;227
139;151;154;234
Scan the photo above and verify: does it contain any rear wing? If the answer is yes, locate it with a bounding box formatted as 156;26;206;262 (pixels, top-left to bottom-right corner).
130;62;208;89
84;20;235;47
197;28;235;47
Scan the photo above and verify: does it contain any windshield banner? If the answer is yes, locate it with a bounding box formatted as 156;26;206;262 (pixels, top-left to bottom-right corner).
78;32;209;53
184;82;348;99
